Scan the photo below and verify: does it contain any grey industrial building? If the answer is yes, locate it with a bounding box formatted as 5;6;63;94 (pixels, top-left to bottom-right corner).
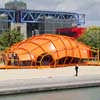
0;0;82;38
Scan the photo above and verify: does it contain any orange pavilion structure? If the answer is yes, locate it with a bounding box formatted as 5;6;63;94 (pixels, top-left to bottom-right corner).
1;34;93;69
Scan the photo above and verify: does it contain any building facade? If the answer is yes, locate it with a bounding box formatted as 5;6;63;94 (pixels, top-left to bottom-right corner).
0;0;85;39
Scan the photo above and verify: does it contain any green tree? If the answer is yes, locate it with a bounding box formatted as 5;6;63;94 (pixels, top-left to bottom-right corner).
78;26;100;49
0;29;23;50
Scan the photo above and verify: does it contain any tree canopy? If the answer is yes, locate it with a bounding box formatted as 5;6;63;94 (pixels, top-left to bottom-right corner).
0;29;23;50
78;26;100;49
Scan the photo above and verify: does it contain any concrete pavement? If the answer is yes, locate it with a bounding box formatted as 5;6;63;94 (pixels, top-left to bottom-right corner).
0;66;100;95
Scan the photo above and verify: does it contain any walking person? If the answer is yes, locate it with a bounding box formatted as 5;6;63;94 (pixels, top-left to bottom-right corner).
75;64;79;77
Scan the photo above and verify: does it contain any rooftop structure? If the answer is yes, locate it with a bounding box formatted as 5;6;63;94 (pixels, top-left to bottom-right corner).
5;0;27;10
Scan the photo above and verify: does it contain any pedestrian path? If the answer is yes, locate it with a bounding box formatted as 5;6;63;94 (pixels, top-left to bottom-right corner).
0;66;100;95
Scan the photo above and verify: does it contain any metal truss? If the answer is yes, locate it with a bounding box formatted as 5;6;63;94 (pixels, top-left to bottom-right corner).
0;9;15;22
77;14;85;25
20;10;85;25
0;8;85;25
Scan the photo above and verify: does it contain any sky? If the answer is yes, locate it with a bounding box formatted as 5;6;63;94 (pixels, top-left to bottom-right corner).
0;0;100;26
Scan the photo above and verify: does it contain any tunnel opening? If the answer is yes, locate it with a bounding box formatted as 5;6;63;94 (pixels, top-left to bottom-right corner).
36;53;54;66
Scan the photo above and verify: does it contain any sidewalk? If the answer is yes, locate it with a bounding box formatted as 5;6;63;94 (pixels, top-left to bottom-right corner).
0;66;100;95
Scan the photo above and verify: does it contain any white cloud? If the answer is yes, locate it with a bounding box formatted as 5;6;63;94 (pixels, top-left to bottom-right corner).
26;0;62;11
56;0;79;11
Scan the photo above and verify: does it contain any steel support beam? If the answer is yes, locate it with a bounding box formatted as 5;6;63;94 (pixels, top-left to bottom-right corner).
20;10;85;25
0;9;85;25
0;9;15;22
